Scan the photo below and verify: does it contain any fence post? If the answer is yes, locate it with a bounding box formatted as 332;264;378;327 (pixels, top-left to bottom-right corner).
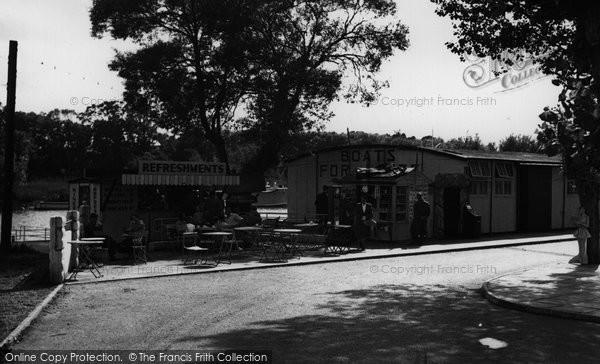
49;216;71;284
65;210;80;271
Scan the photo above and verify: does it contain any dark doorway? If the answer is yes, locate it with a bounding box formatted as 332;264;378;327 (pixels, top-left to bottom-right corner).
443;187;461;238
518;166;552;232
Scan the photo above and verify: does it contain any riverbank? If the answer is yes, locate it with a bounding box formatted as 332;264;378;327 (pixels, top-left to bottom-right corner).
0;178;68;210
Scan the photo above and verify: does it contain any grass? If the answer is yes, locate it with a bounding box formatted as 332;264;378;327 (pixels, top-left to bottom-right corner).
0;246;56;344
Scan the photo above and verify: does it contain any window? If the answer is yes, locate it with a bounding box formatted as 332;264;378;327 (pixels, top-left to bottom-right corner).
496;162;514;178
469;161;491;177
495;180;512;195
379;186;392;209
395;186;408;221
567;180;577;194
470;181;488;195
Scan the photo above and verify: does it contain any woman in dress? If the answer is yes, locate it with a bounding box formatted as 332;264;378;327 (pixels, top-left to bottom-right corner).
570;206;590;264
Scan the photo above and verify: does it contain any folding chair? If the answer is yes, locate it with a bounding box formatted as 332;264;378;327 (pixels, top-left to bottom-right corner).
182;233;209;265
259;230;287;262
131;231;149;265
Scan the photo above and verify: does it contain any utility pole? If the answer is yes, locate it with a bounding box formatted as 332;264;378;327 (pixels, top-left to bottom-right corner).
1;40;18;253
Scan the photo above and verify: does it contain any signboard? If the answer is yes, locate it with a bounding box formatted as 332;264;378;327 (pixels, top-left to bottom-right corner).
138;160;226;175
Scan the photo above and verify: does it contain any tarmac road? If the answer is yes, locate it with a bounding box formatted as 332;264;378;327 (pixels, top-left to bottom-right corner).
11;241;600;363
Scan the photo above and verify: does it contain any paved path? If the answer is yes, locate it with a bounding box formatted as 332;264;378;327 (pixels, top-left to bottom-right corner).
12;241;600;362
64;233;575;284
483;261;600;323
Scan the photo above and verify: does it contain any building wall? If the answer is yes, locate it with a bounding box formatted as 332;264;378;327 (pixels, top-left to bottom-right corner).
287;157;317;221
286;146;567;237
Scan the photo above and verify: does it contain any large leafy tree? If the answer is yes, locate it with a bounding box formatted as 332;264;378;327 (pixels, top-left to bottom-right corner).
90;0;409;174
79;101;160;171
239;0;409;173
433;0;600;263
91;0;254;171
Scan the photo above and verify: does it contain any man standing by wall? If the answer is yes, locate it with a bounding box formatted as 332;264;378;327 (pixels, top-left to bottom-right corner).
411;193;430;244
315;186;329;233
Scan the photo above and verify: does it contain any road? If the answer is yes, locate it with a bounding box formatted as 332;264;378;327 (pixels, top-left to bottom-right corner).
12;241;600;363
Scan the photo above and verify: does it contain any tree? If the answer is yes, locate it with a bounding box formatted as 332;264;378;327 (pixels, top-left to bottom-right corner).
499;134;542;153
444;134;485;150
433;0;600;263
79;101;160;171
90;0;409;175
91;0;254;171
240;0;409;173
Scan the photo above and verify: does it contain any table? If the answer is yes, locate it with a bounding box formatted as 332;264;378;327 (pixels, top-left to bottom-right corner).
68;239;104;279
273;229;303;258
293;223;319;228
233;226;263;254
202;231;233;265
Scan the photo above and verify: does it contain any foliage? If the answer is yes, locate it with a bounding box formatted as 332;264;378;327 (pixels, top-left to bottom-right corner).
90;0;409;174
433;0;600;263
79;101;160;170
499;134;541;153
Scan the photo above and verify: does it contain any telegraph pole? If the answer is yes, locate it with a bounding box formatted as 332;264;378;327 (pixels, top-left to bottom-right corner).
1;40;18;253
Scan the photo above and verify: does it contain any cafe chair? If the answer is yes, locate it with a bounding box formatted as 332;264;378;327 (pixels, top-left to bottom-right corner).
131;231;149;265
182;236;209;265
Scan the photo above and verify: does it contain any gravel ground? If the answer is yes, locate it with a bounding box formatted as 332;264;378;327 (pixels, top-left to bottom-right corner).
10;242;600;362
0;250;55;341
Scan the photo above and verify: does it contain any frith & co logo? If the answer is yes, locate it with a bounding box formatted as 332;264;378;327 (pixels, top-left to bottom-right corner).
462;51;547;92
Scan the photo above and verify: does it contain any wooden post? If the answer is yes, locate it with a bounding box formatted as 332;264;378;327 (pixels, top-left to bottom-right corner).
65;210;80;271
49;216;72;284
1;40;18;252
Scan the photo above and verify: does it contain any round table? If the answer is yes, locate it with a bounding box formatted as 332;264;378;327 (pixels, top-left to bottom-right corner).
202;232;233;265
68;240;104;279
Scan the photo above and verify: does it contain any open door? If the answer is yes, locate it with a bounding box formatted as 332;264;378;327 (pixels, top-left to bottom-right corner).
444;187;461;238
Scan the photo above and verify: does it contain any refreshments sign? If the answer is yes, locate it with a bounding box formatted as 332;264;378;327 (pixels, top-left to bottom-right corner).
138;160;226;175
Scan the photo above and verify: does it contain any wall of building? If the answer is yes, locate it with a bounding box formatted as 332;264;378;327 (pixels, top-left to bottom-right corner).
286;146;569;238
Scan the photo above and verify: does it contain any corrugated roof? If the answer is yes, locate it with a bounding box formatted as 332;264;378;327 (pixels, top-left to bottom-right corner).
285;144;561;165
419;147;561;164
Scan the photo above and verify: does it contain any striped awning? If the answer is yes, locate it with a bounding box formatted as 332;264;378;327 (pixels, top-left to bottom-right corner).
121;174;240;186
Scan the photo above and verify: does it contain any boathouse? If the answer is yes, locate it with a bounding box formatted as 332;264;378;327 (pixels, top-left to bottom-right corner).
285;144;579;240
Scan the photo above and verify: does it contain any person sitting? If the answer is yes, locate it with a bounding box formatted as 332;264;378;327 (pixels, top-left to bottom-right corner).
82;213;117;261
82;213;103;239
113;214;145;259
245;206;262;226
192;205;205;226
224;207;244;227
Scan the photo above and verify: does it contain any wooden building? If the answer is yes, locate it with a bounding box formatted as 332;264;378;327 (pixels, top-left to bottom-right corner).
286;144;579;241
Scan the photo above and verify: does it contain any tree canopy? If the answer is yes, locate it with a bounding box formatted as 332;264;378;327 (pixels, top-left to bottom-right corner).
90;0;409;174
433;0;600;263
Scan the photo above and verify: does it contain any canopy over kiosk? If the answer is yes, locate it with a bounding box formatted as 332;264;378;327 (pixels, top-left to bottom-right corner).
69;160;247;244
334;165;432;241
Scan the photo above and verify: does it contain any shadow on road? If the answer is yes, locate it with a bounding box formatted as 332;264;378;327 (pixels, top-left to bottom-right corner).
184;284;600;363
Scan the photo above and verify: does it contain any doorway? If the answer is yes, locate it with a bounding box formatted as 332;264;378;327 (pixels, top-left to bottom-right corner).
444;187;461;238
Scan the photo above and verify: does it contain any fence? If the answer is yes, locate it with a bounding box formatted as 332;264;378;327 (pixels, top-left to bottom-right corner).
11;226;50;242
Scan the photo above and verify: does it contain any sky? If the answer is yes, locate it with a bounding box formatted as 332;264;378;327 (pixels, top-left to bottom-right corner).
0;0;561;144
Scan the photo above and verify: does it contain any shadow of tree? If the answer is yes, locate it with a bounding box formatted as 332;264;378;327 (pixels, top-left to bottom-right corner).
177;284;600;363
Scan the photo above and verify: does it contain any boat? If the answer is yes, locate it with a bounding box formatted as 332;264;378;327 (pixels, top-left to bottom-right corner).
255;186;288;207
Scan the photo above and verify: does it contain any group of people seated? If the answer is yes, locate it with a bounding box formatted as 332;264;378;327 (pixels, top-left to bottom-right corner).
177;205;263;233
82;213;146;261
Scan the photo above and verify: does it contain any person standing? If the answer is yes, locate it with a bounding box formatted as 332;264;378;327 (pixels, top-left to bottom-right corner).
411;193;430;244
205;190;224;225
352;194;374;251
314;186;329;232
570;206;590;264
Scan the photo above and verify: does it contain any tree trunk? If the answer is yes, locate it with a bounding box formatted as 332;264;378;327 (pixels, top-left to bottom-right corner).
198;127;230;173
577;178;600;264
